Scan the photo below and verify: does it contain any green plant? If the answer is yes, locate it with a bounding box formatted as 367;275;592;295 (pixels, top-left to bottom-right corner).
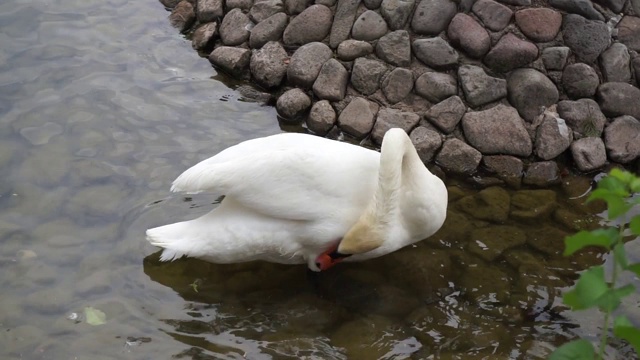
550;169;640;360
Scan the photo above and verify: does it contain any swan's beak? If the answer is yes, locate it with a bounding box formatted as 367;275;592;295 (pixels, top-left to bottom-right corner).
315;241;351;271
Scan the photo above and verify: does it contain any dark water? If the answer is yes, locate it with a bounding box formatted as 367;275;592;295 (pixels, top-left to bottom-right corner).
0;0;638;359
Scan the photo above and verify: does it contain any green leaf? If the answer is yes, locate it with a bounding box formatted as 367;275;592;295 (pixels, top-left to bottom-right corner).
84;306;106;326
594;285;635;312
564;229;617;255
588;189;633;219
549;339;595;360
630;178;640;193
563;266;608;310
630;216;640;236
614;243;628;269
595;175;628;195
627;263;640;278
614;315;640;356
609;168;634;185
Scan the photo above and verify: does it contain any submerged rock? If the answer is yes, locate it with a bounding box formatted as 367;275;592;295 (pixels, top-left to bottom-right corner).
510;189;557;221
457;186;511;223
467;225;526;261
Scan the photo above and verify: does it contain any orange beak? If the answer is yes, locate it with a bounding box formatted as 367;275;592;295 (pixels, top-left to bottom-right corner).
315;241;351;271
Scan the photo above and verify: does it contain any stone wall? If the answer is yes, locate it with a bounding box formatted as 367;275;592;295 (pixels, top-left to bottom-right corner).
161;0;640;186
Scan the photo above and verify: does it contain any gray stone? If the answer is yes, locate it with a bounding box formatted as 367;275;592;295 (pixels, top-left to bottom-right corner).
284;0;311;13
287;42;332;88
497;0;530;5
307;100;336;135
313;59;349;101
571;137;607;171
276;88;311;120
541;47;570;71
382;68;413;104
447;13;491;59
197;0;224;22
563;14;610;63
336;40;373;61
329;0;361;48
250;41;288;88
425;95;466;133
352;10;388;41
364;0;383;7
458;65;507;107
435;138;482;175
523;161;560;186
381;0;415;30
351;58;388;95
557;99;607;138
192;22;218;50
249;0;284;23
482;155;524;179
594;0;625;12
562;63;600;99
604;116;640;164
220;8;252;46
415;72;457;103
410;126;442;162
249;12;288;49
411;0;457;35
515;8;562;43
471;0;513;32
376;30;411;67
600;43;631;83
372;109;420;144
282;4;332;46
634;58;640;88
208;46;251;76
412;37;458;69
169;1;196;32
548;0;604;22
535;113;573;160
227;0;253;9
462;104;533;157
484;33;538;73
338;97;378;138
508;68;559;122
160;0;181;7
597;82;640;120
617;16;640;52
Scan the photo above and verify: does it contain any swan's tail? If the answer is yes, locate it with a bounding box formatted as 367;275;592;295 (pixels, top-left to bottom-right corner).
146;221;196;262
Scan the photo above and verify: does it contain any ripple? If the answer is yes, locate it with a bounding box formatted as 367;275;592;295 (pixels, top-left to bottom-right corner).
19;122;63;145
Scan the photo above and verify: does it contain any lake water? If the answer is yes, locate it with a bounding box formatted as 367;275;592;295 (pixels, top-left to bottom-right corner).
1;0;638;359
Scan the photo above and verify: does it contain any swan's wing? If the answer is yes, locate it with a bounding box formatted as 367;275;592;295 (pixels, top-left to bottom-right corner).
171;146;379;221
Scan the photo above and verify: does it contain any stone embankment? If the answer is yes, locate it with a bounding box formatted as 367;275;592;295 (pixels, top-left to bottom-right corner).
161;0;640;186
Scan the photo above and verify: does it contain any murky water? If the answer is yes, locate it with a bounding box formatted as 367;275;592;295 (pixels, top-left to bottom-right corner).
1;0;638;359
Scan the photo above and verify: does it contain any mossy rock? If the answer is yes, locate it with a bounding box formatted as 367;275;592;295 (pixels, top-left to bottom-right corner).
457;186;511;223
510;189;557;222
467;225;527;262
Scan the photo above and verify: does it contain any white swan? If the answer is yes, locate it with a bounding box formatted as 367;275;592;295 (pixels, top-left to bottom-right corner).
146;128;448;272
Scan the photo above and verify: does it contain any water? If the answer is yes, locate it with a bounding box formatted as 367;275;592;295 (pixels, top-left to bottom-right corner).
1;0;638;359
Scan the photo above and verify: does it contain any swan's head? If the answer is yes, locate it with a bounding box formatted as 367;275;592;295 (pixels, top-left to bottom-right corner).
314;219;384;271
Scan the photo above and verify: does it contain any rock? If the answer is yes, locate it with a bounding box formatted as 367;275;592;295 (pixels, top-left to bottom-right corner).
526;226;569;256
514;8;562;42
160;0;181;7
458;263;512;304
522;161;560;187
351;58;388;96
372;109;420;144
329;0;361;48
192;22;218;50
508;68;559;122
563;14;610;63
557;99;606;138
313;59;349;101
482;155;523;181
424;95;466;133
462;104;532;157
306;100;336;135
600;43;631;83
249;0;284;23
549;0;604;22
169;1;196;32
510;189;557;220
541;47;570;71
276;88;311;120
381;68;414;104
617;16;640;52
336;40;373;61
458;187;511;223
227;0;253;10
364;0;383;7
220;8;252;46
412;37;458;69
497;0;530;4
351;10;388;41
282;5;332;46
330;316;411;358
535;113;573;160
284;0;311;13
604;116;640;163
249;12;288;49
383;247;453;299
562;63;600;99
380;0;415;30
594;0;625;12
484;33;538;73
410;127;442;162
376;30;411;67
634;58;640;88
447;13;491;59
458;65;507;107
597;82;640;120
467;226;526;261
250;41;288;88
471;0;513;32
197;0;224;23
208;46;251;76
287;42;332;88
338;97;378;138
415;72;457;103
25;287;73;315
411;0;457;35
66;184;129;221
435;138;482;175
571;137;607;171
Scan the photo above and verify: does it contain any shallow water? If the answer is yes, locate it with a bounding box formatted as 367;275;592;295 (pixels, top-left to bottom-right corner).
1;0;639;359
